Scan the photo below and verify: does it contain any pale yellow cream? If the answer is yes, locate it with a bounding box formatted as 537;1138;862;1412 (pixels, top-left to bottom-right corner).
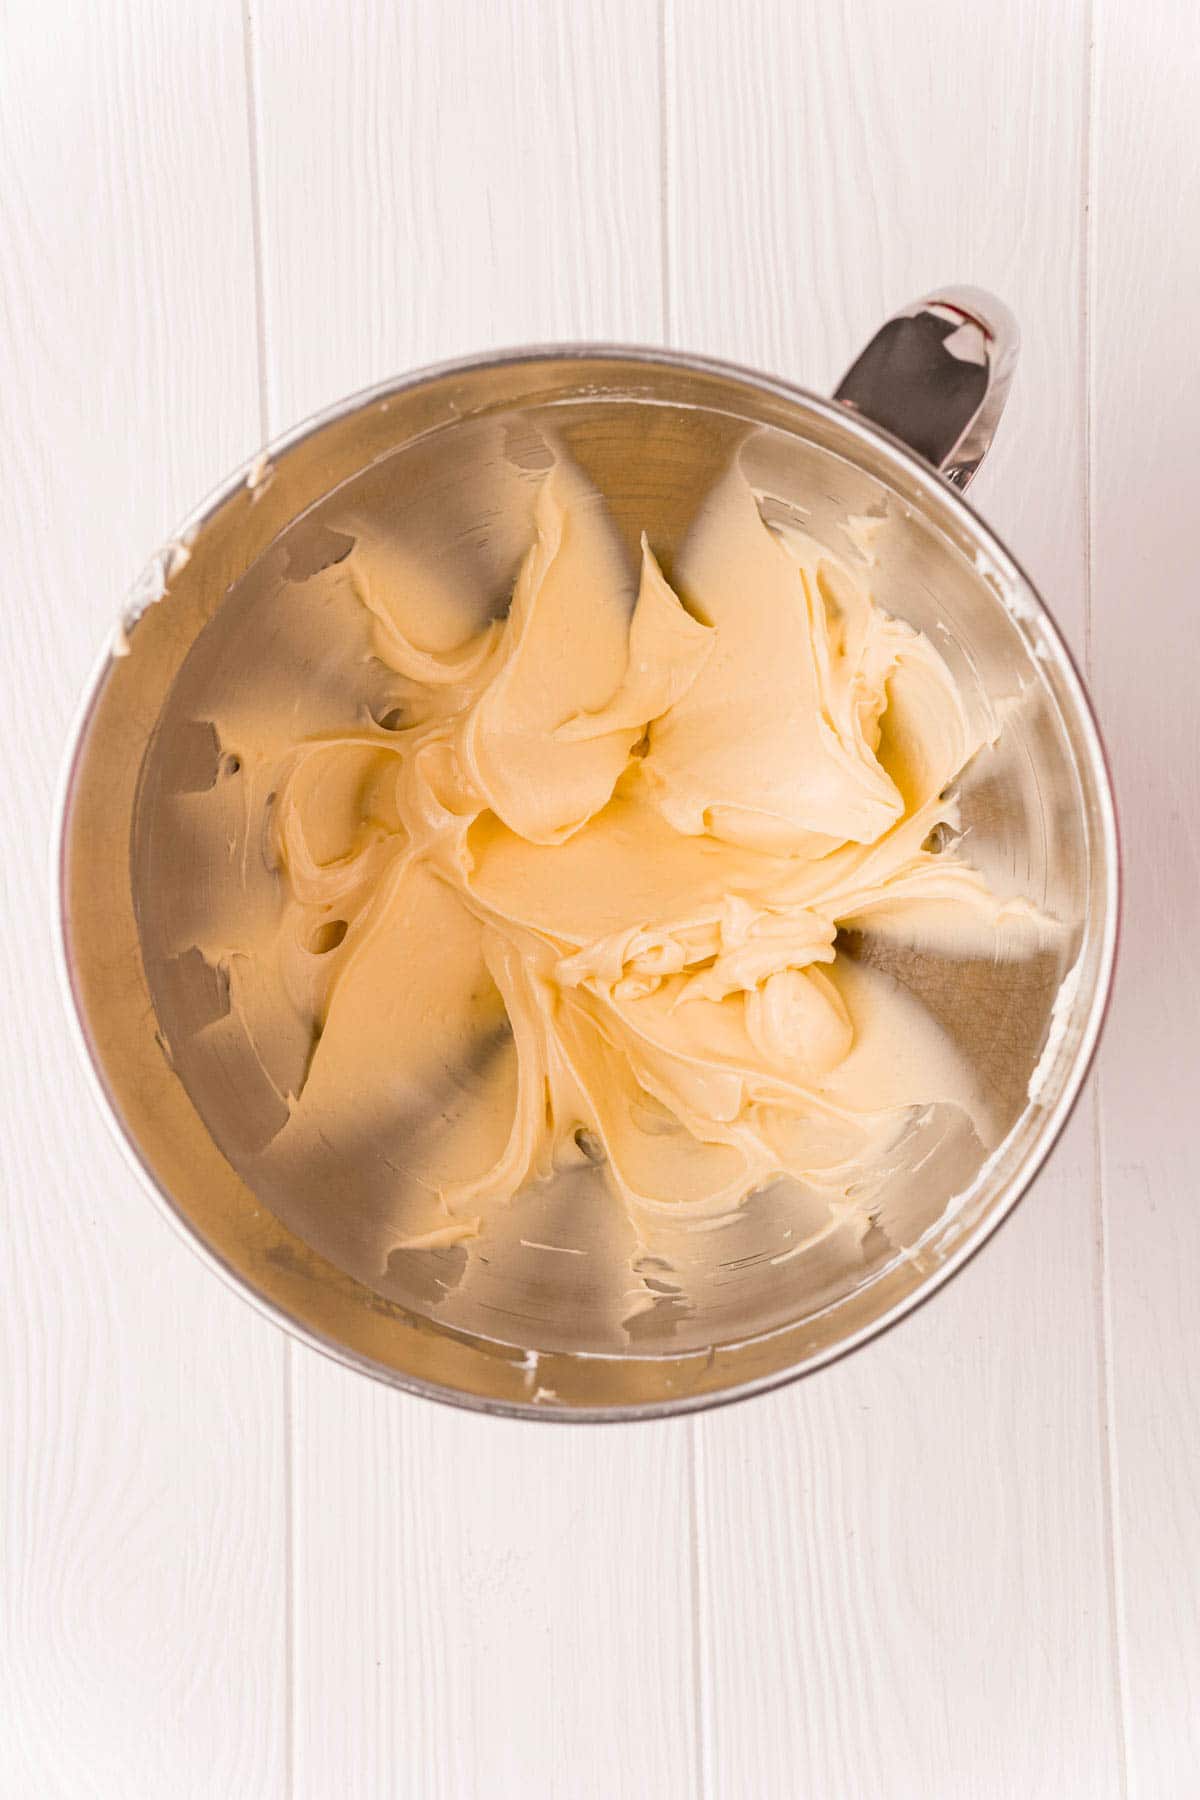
252;458;1039;1251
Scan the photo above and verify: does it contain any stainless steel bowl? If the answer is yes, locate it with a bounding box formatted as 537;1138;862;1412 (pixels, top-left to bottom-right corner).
56;292;1118;1419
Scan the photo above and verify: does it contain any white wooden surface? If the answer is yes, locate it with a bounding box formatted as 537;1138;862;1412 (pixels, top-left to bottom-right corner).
1;0;1195;1793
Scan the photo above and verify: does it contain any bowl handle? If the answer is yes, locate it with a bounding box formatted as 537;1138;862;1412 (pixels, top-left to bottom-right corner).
833;287;1019;491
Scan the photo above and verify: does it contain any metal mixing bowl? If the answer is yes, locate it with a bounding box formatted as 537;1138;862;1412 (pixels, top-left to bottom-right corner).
56;292;1118;1418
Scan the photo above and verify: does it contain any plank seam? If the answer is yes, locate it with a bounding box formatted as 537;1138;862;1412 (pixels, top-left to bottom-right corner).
659;0;673;345
1085;6;1132;1790
660;7;706;1791
1096;1109;1132;1796
240;3;290;1792
241;0;272;444
687;1423;710;1800
283;1342;297;1799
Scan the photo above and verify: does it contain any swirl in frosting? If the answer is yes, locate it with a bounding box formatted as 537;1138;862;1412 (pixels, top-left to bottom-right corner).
230;455;1042;1255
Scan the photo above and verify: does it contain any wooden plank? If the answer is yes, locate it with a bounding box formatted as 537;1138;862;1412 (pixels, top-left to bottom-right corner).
0;2;287;1795
249;0;671;424
668;1;1124;1792
293;1362;696;1799
249;3;699;1793
1089;0;1200;1786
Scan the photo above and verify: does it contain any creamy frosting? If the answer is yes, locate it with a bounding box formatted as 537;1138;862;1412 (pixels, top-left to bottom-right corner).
213;454;1047;1256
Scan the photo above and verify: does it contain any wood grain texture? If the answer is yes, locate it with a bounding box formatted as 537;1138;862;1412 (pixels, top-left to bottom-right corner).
292;1360;697;1800
1090;0;1200;1788
249;0;667;423
0;2;287;1795
668;2;1123;1792
249;4;697;1795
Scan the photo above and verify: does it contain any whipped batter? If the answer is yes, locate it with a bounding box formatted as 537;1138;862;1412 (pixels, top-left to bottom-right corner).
204;455;1044;1255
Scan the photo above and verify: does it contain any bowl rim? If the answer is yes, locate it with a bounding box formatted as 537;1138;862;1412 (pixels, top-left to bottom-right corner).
52;340;1122;1422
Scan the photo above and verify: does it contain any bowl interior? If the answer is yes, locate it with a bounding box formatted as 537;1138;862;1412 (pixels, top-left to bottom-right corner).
62;353;1116;1414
